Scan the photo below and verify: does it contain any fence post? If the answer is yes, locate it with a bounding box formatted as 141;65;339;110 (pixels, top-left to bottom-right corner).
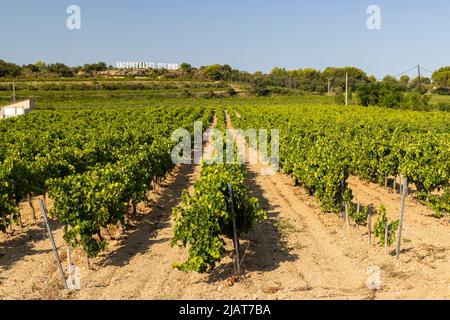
384;220;389;254
39;199;68;290
399;173;403;194
341;179;345;219
396;177;408;260
227;183;240;275
345;203;349;227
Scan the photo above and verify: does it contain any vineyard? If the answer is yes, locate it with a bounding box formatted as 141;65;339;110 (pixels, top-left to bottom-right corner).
0;106;211;256
230;104;450;217
3;0;450;309
172;111;266;273
0;95;450;300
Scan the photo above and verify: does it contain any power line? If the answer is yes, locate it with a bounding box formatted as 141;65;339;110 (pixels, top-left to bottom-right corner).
328;64;436;84
419;66;434;74
393;65;418;78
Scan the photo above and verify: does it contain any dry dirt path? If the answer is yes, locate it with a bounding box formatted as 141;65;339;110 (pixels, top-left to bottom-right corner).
347;176;450;299
222;111;450;299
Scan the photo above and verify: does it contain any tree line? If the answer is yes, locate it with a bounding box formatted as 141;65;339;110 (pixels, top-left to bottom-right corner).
0;60;109;78
1;59;449;109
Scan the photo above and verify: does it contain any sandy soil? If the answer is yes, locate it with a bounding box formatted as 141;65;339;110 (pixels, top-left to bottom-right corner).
0;114;449;300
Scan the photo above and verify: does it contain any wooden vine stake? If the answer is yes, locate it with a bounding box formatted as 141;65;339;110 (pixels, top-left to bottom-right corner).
345;202;349;227
384;220;389;254
18;209;23;229
28;194;36;221
399;173;403;194
227;183;240;275
340;179;345;219
367;210;372;247
396;177;408;260
39;199;68;290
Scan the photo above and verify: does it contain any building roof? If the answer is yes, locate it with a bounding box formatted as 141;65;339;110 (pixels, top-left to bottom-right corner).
0;98;34;109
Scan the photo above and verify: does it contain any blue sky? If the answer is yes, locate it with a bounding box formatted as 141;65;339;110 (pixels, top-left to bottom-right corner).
0;0;448;78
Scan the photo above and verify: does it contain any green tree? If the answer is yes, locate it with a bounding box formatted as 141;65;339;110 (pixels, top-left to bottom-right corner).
47;63;74;77
251;76;270;96
180;62;193;74
322;67;369;92
356;82;380;106
270;67;288;77
34;61;47;71
202;64;232;81
0;60;21;77
399;75;410;91
432;66;450;88
403;91;430;110
83;62;108;73
296;68;324;92
378;80;403;108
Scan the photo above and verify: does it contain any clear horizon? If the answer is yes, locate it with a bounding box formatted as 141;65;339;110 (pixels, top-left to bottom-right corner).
1;0;449;79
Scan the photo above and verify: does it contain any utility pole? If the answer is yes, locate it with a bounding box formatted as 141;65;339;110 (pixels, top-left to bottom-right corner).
417;64;422;102
12;80;16;102
345;72;348;106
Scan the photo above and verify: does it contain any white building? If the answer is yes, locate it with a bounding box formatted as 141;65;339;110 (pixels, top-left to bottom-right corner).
0;98;35;119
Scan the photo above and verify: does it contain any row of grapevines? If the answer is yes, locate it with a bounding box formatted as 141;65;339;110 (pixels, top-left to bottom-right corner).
172;108;266;272
48;142;173;257
0;108;173;230
0;106;212;256
172;162;266;272
45;107;212;257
